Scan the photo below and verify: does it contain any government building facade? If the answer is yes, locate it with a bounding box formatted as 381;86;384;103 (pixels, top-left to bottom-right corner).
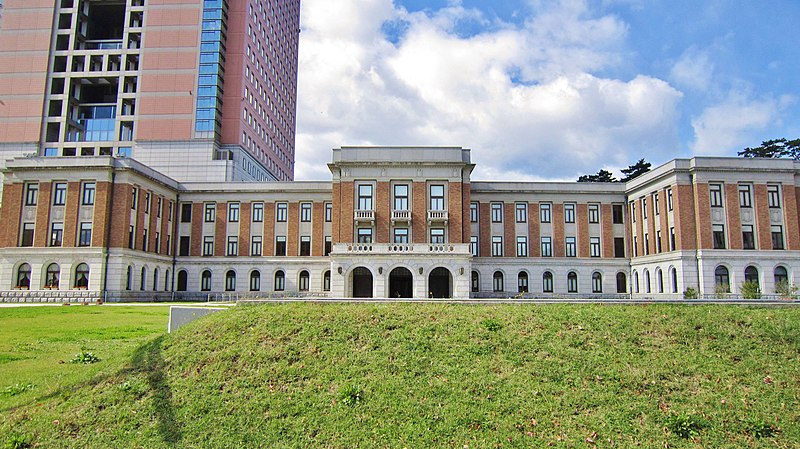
1;146;797;301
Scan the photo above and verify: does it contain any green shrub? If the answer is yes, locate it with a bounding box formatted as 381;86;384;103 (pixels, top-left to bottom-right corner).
480;318;503;332
713;283;730;298
666;413;709;438
1;383;35;397
683;287;699;299
774;281;797;299
2;432;31;449
740;281;761;299
69;350;100;364
338;385;364;407
743;419;778;438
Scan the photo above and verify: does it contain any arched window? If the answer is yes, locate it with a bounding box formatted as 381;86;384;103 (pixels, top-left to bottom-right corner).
518;272;529;293
299;270;310;292
250;270;261;291
125;265;132;290
592;272;602;293
153;268;159;291
774;266;788;286
633;270;639;293
225;270;236;292
616;272;627;293
714;266;730;293
274;270;285;291
471;271;479;293
323;270;331;292
16;263;31;289
45;263;61;289
74;263;90;289
140;267;147;291
656;268;663;293
670;267;678;293
543;271;553;293
164;269;170;291
201;270;212;291
492;271;504;292
744;265;759;287
567;272;578;293
177;270;188;292
644;269;651;293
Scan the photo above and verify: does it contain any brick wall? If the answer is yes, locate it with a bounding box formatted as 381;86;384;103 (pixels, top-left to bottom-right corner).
239;202;251;257
91;181;110;247
754;184;772;249
577;203;589;258
340;182;355;243
376;181;390;243
264;202;275;255
692;183;713;250
658;190;670;252
673;184;697;250
528;203;540;257
601;203;613;258
412;182;426;243
0;184;23;247
215;202;227;256
109;184;133;248
503;202;515;257
287;202;298;256
331;182;341;243
159;200;171;255
312;201;324;256
785;186;800;250
724;184;742;249
449;182;464;243
553;203;564;257
460;183;470;244
134;190;146;250
646;196;656;255
33;182;52;247
147;196;158;252
479;202;491;256
190;201;203;256
63;182;81;247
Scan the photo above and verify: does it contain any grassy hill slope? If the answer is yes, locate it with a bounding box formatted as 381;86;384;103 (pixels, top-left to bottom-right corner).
2;303;799;448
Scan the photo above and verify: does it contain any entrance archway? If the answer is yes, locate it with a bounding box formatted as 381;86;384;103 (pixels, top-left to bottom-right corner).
389;267;413;298
428;267;452;298
351;267;373;298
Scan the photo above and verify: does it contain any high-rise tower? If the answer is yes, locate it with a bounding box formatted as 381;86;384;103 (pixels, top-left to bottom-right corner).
0;0;300;182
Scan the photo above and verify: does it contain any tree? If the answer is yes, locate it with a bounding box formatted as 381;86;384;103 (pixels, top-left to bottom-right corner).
738;138;800;159
620;159;651;182
577;169;617;183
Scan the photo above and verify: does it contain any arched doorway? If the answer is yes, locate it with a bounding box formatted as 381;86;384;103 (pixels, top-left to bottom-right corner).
428;267;452;298
389;267;413;298
351;267;373;298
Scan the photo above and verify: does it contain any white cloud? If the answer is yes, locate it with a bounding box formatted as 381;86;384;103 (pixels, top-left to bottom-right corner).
294;0;683;181
669;46;714;91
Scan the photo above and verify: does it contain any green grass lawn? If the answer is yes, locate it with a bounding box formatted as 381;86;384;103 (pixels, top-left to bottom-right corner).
2;303;799;448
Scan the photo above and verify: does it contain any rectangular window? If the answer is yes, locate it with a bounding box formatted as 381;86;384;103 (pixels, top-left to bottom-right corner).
252;203;264;222
251;236;262;256
612;204;624;224
324;202;332;222
767;185;781;208
653;193;660;215
429;185;445;211
644;233;649;254
491;203;503;223
772;225;784;250
394;228;408;243
543;273;553;293
357;228;373;243
203;236;214;256
712;224;726;249
78;222;92;246
130;187;137;209
588;204;599;223
204;203;216;222
24;183;39;206
491;236;503;257
300;203;312;222
181;203;192;222
357;185;373;210
179;236;190;256
667;188;673;211
300;236;311;256
275;236;287;255
144;192;151;214
470;202;478;222
430;228;445;243
670;227;676;251
738;184;752;208
540;237;552;257
157;198;162;218
631;202;636;222
50;222;63;247
709;183;723;207
166;235;172;256
228;203;240;222
226;236;238;256
515;203;527;223
53;182;67;206
470;236;478;256
276;203;288;222
656;230;662;253
394;184;409;211
590;237;600;257
540;203;551;223
324;237;332;256
516;236;528;257
154;232;160;253
128;225;135;249
742;225;755;250
633;236;638;257
20;223;35;247
642;198;647;219
168;202;173;221
142;229;148;252
564;203;575;223
614;237;625;258
565;236;576;257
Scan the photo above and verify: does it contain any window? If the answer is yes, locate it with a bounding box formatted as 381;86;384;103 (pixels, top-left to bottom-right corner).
202;236;214;256
540;203;551;223
324;202;332;222
131;187;138;210
709;184;723;207
20;223;35;247
153;268;159;291
201;270;212;291
357;228;373;243
179;236;190;256
429;185;445;211
767;185;781;208
516;236;528;257
592;272;602;293
78;182;96;206
53;182;67;206
715;266;730;293
631;202;636;223
656;269;664;293
644;270;651;293
250;271;261;291
323;271;331;292
667;188;673;211
633;236;638;257
491;203;503;223
567;272;578;293
50;222;64;247
612;205;624;224
42;263;59;289
298;270;309;292
744;266;759;287
157;198;162;218
357;185;373;210
15;263;31;289
300;203;312;222
653;193;660;215
742;225;755;250
588;204;599;223
325;237;332;256
565;237;576;257
670;227;676;251
738;184;752;208
543;272;553;293
226;236;238;256
128;225;135;249
251;236;262;256
274;271;285;291
518;272;529;293
144;193;151;214
204;203;216;222
774;266;788;287
251;203;264;222
492;271;504;292
714;226;728;250
642;198;647;219
564;203;575;223
74;263;90;289
470;236;478;256
471;271;479;293
541;237;552;257
515;203;527;223
772;225;784;250
656;230;662;253
276;203;288;222
616;272;627;294
79;222;92;246
590;237;600;257
177;270;188;292
394;228;409;243
228;203;240;222
24;183;38;206
430;228;445;244
614;237;625;258
491;236;503;257
470;202;478;222
300;236;311;256
644;233;649;254
225;270;236;292
394;185;409;210
181;203;192;222
142;229;148;252
275;236;286;255
671;268;678;293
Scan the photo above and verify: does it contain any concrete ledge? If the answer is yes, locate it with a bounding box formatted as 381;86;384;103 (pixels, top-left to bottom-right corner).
167;306;231;333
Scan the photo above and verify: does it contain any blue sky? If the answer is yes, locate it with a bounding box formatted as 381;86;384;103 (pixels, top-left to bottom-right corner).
294;0;800;181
